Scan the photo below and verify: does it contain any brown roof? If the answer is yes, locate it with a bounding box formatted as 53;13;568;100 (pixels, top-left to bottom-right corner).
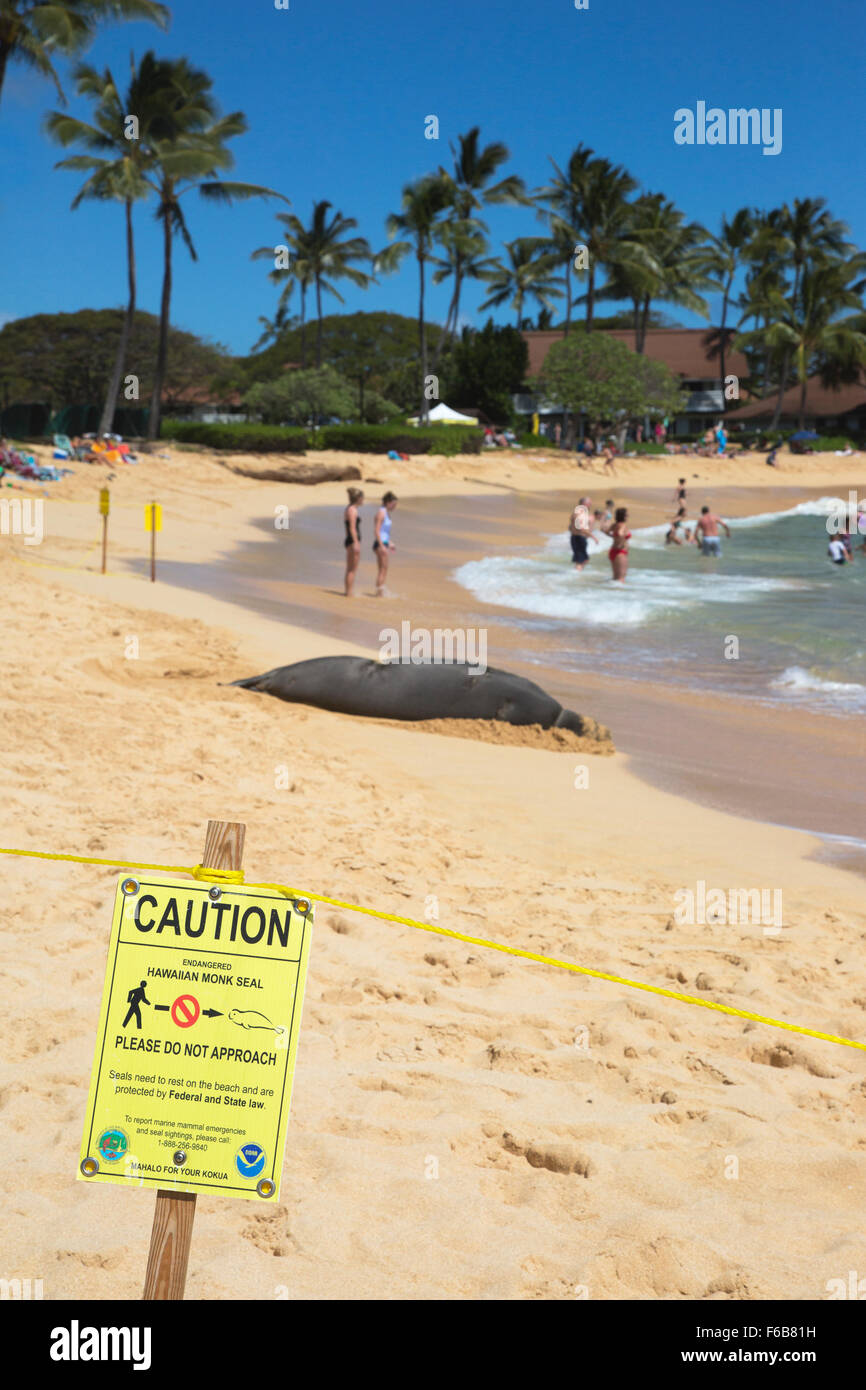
726;375;866;421
163;384;244;407
524;327;749;381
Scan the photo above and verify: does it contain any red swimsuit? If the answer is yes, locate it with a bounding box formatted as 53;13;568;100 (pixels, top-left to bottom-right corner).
609;530;631;561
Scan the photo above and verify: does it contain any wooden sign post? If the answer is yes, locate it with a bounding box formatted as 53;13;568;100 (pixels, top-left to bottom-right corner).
99;488;110;575
141;819;246;1301
144;502;161;583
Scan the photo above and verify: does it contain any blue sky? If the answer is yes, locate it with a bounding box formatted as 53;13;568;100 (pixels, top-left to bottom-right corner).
1;0;863;356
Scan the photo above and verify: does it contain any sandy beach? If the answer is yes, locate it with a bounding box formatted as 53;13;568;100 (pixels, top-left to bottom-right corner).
2;443;865;1300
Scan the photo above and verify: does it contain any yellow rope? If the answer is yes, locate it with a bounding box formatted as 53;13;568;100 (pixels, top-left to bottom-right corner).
0;844;863;1053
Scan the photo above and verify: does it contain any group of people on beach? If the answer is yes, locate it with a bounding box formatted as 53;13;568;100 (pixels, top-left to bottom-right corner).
343;487;398;597
568;477;733;582
665;478;731;554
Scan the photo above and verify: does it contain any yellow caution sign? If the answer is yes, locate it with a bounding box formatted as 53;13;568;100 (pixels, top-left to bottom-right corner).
99;488;110;517
78;875;312;1201
144;503;161;532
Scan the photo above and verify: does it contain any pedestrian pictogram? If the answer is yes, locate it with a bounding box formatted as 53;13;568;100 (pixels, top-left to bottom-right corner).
122;980;151;1029
171;994;200;1028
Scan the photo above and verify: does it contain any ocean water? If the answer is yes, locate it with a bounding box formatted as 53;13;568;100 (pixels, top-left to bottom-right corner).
454;497;866;716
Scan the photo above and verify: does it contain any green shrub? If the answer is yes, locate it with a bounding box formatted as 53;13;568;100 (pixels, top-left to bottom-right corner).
161;420;308;453
317;423;484;456
760;432;859;451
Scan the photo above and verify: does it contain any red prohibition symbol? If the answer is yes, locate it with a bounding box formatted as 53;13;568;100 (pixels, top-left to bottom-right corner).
171;993;200;1028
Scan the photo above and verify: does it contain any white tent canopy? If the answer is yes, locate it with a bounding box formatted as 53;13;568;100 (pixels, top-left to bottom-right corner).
406;402;478;425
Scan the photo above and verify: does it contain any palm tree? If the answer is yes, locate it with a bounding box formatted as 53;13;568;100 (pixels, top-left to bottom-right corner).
434;126;528;341
757;199;856;427
619;195;712;350
383;173;453;422
288;201;373;368
138;57;286;439
535;145;596;333
695;207;754;406
0;0;169;111
538;148;638;329
45;53;169;433
738;259;866;428
430;217;497;369
736;209;789;398
252;212;316;364
478;237;564;328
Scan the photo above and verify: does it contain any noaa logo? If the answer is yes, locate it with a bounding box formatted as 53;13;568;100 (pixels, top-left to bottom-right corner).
97;1128;128;1163
236;1143;266;1178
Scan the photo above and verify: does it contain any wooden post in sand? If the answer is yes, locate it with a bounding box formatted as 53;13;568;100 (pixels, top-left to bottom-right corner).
145;502;161;582
142;819;246;1300
99;488;110;575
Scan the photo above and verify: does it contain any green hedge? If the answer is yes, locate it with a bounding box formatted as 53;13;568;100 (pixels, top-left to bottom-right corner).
747;431;859;451
317;423;484;456
161;420;308;453
161;418;486;457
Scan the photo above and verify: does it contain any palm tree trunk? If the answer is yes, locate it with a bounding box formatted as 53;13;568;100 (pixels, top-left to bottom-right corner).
769;347;792;430
451;264;463;339
718;286;728;414
798;373;808;430
0;43;11;109
637;295;650;353
100;199;136;436
315;277;323;368
586;262;595;329
432;276;458;372
300;288;307;369
564;261;572;336
418;247;428;424
147;208;173;441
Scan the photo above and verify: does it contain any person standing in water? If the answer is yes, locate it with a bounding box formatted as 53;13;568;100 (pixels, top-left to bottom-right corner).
373;491;398;596
569;496;593;571
344;487;364;596
608;506;631;582
828;536;851;565
694;505;731;557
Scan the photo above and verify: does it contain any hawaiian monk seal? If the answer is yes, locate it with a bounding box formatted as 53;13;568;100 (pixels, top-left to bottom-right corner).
228;1008;286;1037
232;656;600;736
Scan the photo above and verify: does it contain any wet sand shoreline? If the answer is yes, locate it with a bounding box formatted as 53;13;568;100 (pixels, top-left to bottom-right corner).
146;482;866;871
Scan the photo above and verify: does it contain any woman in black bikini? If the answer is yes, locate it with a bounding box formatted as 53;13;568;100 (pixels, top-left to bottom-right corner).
344;487;364;596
